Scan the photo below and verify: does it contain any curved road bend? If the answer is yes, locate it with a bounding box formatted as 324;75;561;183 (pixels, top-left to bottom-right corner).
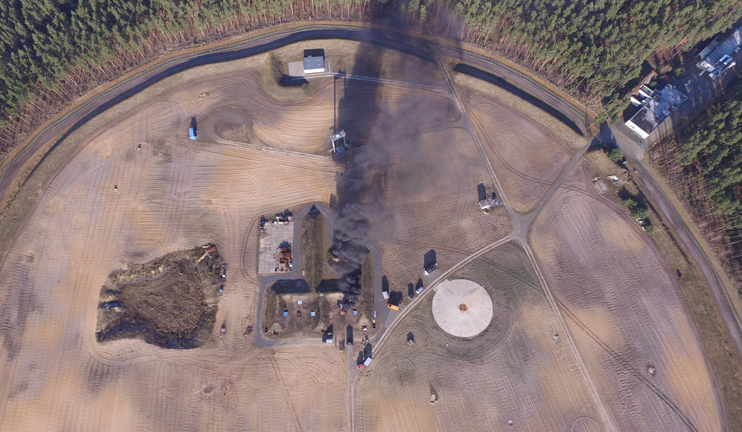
604;123;742;362
2;21;738;428
0;24;590;208
634;162;742;361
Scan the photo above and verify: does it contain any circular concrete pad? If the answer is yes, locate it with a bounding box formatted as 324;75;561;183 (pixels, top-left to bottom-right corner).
432;279;493;338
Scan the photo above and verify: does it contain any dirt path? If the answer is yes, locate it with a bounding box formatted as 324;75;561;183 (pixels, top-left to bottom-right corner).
0;21;731;432
604;122;742;367
634;162;742;361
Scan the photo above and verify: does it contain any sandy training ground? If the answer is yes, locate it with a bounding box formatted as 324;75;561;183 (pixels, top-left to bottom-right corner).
0;37;727;432
458;77;581;214
530;159;724;431
354;243;606;431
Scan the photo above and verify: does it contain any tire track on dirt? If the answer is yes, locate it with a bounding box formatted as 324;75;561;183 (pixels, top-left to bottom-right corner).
269;351;304;432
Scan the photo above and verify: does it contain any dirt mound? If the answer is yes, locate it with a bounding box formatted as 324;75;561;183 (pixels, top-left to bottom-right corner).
95;246;224;349
209;106;254;143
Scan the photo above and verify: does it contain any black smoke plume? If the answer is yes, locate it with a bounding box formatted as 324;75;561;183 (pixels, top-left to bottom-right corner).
329;35;443;307
330;155;392;306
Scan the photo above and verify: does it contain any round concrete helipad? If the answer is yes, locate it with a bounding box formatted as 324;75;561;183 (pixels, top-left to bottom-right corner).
432;279;493;338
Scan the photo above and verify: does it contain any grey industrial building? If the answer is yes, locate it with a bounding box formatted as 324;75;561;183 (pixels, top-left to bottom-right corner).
697;25;742;79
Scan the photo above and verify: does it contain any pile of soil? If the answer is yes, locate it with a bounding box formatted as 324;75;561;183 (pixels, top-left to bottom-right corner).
96;246;224;349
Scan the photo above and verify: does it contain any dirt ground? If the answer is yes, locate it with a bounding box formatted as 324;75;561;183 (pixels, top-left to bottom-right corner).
457;74;584;213
530;158;724;431
0;36;728;432
0;38;480;431
376;125;513;293
96;246;224;348
354;243;605;431
0;51;346;431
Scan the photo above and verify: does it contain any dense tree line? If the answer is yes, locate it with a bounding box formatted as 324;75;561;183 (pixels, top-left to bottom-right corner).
677;82;742;237
0;0;741;155
658;79;742;291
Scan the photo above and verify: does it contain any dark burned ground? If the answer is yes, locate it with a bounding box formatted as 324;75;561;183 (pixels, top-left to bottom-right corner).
95;246;224;349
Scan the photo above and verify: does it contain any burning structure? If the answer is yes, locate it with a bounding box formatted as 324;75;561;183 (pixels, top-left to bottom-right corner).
329;131;392;308
278;244;292;271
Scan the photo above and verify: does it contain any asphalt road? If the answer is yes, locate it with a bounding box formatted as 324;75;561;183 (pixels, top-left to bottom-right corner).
633;162;742;361
0;24;590;209
601;121;742;363
3;22;742;427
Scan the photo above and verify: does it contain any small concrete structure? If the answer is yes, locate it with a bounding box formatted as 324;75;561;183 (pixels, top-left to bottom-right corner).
432;279;493;338
625;84;687;139
288;49;327;76
330;130;348;154
303;54;325;74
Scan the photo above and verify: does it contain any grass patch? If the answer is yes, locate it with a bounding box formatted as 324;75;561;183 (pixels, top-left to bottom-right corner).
300;211;335;290
263;287;278;333
263;286;336;339
358;252;375;325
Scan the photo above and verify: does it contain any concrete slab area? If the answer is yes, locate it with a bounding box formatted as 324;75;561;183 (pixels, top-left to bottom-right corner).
288;61;305;77
258;220;294;274
432;279;493;338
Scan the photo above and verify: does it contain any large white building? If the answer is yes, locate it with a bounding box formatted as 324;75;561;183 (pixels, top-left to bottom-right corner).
625;85;687;139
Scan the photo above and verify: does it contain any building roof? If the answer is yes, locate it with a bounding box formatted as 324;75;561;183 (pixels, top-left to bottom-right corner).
625;85;687;139
303;55;324;72
649;85;687;119
626;107;660;139
698;40;721;60
698;25;742;72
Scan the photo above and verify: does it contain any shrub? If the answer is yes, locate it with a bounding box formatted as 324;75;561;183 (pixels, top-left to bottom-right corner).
607;148;624;163
621;198;637;209
632;208;651;220
644;225;655;233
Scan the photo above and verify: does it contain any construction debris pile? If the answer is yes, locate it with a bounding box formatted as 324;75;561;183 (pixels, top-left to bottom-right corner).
276;243;292;272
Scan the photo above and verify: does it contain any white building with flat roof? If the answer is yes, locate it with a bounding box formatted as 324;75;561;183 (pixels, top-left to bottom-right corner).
303;55;325;74
625;85;687;139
